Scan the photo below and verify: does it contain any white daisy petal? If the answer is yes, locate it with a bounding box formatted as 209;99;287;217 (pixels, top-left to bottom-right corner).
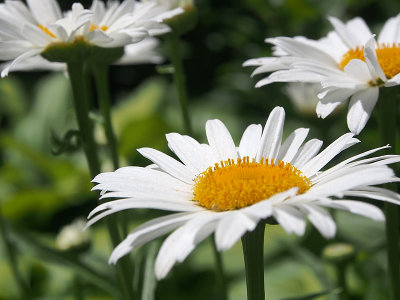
291;139;323;169
328;16;360;48
299;204;336;238
277;128;309;163
347;88;379;134
27;0;62;23
109;212;195;263
273;205;306;236
138;147;195;184
301;133;357;177
257;106;285;162
155;212;219;279
318;200;385;221
364;37;387;82
206;119;238;161
166;133;210;174
239;124;262;158
310;165;396;196
215;212;258;251
378;14;400;44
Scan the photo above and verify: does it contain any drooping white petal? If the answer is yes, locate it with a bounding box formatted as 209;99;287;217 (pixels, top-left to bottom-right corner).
299;204;336;238
277;128;309;163
273;205;306;236
316;99;343;119
206;119;238;162
343;59;374;83
154;212;220;279
215;211;258;251
347;88;379;135
256;106;285;162
243;188;299;218
108;212;195;264
1;48;42;77
238;124;262;158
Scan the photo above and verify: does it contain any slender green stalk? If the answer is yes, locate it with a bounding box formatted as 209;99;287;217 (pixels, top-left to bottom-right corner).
67;62;134;300
377;88;400;300
67;62;101;176
337;263;348;300
211;237;228;300
241;223;266;300
91;64;120;169
0;209;29;299
167;33;192;135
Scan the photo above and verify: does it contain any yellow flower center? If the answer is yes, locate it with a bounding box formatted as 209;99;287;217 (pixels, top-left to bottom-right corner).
193;156;311;211
339;43;400;79
89;24;108;32
39;24;56;38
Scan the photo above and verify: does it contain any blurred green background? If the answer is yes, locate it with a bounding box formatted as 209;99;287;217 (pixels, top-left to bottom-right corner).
1;0;400;299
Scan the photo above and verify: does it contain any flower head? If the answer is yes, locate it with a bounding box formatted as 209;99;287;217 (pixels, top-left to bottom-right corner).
0;0;182;76
88;106;400;279
244;14;400;134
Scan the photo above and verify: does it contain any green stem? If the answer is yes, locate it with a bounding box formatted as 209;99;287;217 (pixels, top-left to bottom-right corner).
91;64;120;169
66;62;101;176
67;62;134;300
377;88;400;300
337;263;348;300
0;209;29;299
167;33;192;135
211;237;228;300
241;223;265;300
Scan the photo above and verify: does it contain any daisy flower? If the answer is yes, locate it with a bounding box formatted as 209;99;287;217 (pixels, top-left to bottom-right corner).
2;37;163;73
0;0;182;77
244;14;400;134
87;106;400;279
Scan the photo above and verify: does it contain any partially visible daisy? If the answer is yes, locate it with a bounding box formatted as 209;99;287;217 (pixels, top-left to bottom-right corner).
88;106;400;279
2;37;163;73
244;14;400;134
0;0;182;76
56;218;91;252
285;82;324;116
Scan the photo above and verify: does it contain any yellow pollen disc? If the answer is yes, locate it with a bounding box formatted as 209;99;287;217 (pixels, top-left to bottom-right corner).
89;24;108;32
339;43;400;79
39;24;56;38
192;156;311;212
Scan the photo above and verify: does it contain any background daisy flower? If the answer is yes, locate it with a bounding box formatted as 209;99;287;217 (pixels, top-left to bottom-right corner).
88;106;400;279
0;0;182;76
244;14;400;134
